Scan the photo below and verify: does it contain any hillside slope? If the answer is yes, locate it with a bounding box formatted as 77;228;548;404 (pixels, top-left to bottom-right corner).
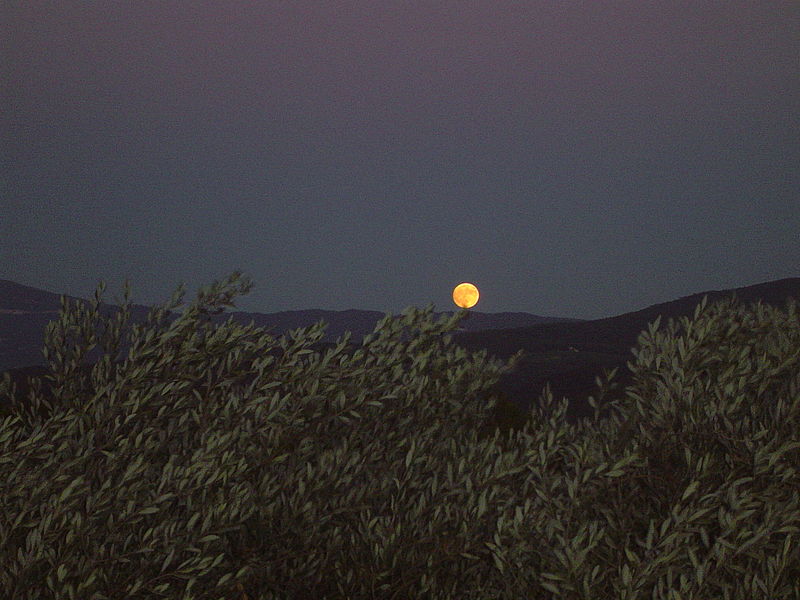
456;277;800;421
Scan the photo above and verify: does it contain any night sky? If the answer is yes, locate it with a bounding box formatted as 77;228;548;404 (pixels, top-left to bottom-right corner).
3;2;798;319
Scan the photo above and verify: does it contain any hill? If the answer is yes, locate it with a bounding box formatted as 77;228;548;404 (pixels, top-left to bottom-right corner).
0;279;579;373
455;277;800;422
2;277;798;424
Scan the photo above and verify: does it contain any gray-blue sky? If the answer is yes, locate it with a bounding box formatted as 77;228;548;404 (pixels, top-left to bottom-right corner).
3;2;798;319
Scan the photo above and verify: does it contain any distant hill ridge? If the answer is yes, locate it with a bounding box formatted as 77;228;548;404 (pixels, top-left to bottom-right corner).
454;277;800;421
1;276;798;423
0;278;578;372
455;277;800;358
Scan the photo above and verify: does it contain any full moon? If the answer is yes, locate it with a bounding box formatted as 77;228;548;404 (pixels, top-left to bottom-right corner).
452;282;480;309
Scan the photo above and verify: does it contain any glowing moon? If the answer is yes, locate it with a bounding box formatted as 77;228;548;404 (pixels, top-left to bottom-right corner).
452;282;479;309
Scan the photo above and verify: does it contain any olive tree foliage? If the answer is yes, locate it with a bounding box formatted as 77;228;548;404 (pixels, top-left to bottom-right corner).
0;271;798;600
587;294;800;599
0;272;520;599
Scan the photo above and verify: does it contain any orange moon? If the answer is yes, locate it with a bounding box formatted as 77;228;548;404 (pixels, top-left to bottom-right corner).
452;282;479;309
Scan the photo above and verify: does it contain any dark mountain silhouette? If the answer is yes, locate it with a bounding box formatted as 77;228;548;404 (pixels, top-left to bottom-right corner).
2;277;798;426
456;277;800;423
0;279;153;372
0;279;580;373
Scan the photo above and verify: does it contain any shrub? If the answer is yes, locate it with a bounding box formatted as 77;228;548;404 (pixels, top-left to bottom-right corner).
0;272;797;599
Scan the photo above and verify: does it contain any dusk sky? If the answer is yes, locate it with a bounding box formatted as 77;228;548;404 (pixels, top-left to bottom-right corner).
3;2;798;320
